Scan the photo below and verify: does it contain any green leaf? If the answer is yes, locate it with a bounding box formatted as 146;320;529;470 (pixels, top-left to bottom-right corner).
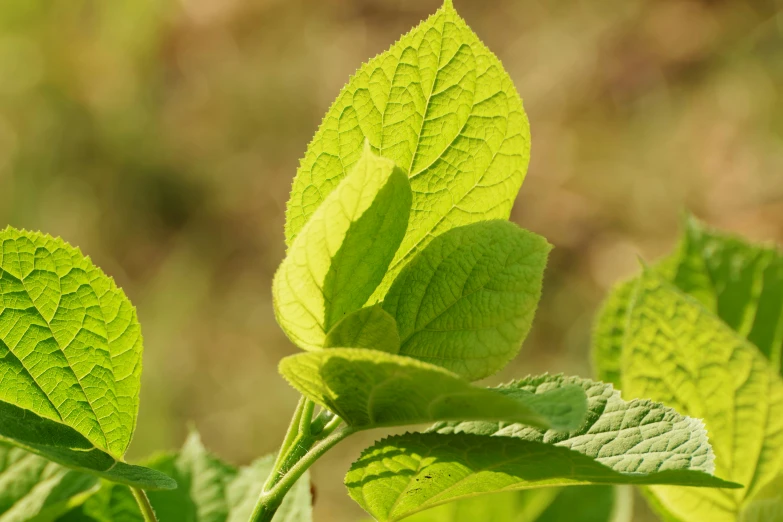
279;349;587;431
324;305;400;354
346;374;737;522
58;432;313;522
740;474;783;522
593;216;783;383
620;272;783;521
671;216;783;372
285;1;531;302
383;220;549;381
0;441;97;522
0;228;175;490
273;146;412;351
394;486;632;522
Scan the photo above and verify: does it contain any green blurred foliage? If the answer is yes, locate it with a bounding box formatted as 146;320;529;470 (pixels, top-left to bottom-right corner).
1;0;782;520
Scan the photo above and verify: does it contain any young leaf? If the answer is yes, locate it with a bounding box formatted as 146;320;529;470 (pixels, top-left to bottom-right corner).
285;1;531;301
0;441;97;522
346;374;738;522
620;272;783;521
273;147;412;351
279;349;587;431
382;220;550;381
58;431;313;522
0;228;175;490
324;305;400;354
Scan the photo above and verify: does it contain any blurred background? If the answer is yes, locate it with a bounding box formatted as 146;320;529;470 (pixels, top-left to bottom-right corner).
1;0;782;519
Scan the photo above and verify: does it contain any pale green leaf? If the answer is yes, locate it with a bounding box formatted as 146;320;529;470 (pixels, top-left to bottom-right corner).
620;272;783;521
740;474;783;522
0;441;97;522
383;220;549;381
346;374;737;522
273;147;412;351
0;228;174;490
285;1;531;302
324;305;400;354
58;432;312;522
671;216;783;372
279;349;587;431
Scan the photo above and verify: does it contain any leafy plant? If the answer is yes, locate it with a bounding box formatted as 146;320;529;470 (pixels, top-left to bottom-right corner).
0;2;755;522
594;215;783;522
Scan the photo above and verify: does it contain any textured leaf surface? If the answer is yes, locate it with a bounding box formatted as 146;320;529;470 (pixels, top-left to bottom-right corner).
279;349;587;431
273;147;411;351
285;1;530;301
383;220;549;381
324;305;400;354
620;273;783;521
346;375;736;522
0;441;96;522
671;216;783;372
0;228;174;489
59;432;312;522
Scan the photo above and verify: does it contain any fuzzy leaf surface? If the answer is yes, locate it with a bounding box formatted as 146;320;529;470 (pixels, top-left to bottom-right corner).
346;375;736;521
279;349;587;431
0;441;97;522
324;305;400;354
383;220;549;381
0;228;174;489
273;147;411;351
286;1;531;301
620;273;783;521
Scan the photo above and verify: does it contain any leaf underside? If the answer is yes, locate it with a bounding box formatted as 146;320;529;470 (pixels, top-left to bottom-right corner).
346;374;738;522
285;1;531;303
279;348;587;431
0;228;174;489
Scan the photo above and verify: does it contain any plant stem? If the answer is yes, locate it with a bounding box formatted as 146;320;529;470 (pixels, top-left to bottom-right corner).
249;423;356;522
130;488;159;522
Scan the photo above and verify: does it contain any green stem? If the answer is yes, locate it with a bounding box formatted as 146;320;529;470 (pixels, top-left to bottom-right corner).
265;397;306;490
249;425;356;522
130;488;159;522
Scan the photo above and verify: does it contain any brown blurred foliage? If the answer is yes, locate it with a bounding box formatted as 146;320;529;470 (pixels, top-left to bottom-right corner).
1;0;782;519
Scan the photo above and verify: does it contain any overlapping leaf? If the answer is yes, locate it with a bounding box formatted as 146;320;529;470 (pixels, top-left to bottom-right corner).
617;273;783;521
285;0;531;302
273;147;412;351
324;305;400;354
383;220;549;381
58;432;312;522
0;441;97;522
0;228;174;490
346;374;737;522
279;349;587;431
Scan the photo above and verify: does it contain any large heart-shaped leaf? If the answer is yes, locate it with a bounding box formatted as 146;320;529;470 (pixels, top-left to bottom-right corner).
285;1;531;302
273;146;412;351
617;272;783;522
383;220;549;381
346;375;738;522
0;228;174;490
279;349;587;431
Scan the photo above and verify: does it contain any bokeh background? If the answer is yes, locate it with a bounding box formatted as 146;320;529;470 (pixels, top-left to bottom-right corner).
1;0;782;519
